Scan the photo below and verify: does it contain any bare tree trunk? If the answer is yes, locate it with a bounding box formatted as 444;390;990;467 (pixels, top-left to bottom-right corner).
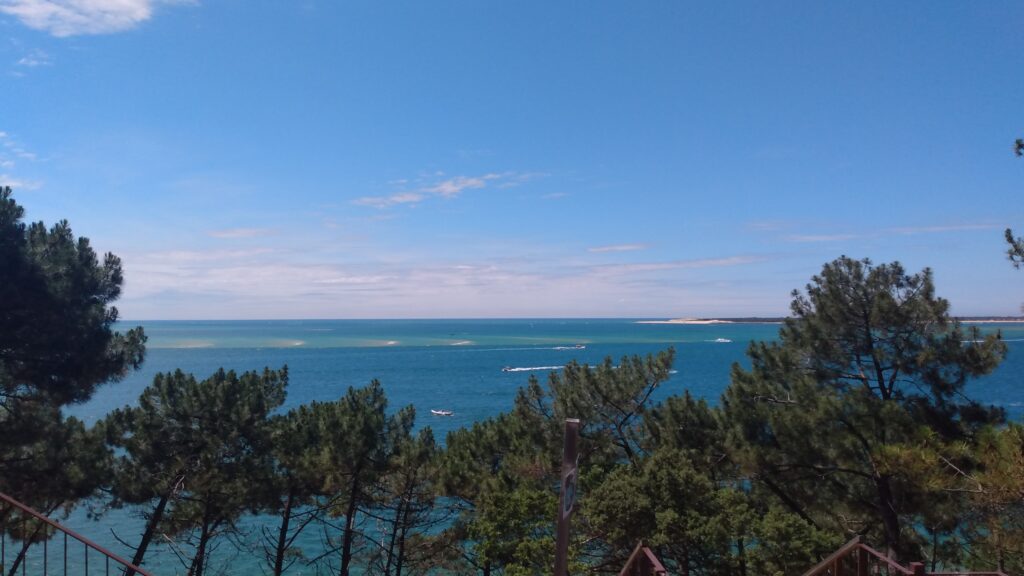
188;520;211;576
126;491;171;576
876;475;904;560
339;476;360;576
273;489;295;576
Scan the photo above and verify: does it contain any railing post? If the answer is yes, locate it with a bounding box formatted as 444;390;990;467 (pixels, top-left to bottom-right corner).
909;562;925;576
857;548;868;576
554;418;580;576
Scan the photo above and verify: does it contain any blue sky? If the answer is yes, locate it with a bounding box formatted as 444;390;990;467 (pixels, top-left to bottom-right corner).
1;1;1022;319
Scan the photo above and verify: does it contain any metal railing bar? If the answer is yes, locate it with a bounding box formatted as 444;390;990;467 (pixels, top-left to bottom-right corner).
802;536;863;576
21;516;26;576
641;547;668;575
0;493;151;576
933;569;1011;573
858;545;915;575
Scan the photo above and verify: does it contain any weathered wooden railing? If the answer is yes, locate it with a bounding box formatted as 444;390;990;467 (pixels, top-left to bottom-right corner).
0;491;153;576
619;541;668;576
802;536;1010;576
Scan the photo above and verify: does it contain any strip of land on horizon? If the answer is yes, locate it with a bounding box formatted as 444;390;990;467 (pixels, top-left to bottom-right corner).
637;317;1024;325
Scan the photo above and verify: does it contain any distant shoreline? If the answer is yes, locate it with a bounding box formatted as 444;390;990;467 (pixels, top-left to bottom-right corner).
636;318;784;325
637;317;1024;325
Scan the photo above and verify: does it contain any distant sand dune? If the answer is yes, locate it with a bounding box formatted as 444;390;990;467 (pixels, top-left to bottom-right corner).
636;318;734;325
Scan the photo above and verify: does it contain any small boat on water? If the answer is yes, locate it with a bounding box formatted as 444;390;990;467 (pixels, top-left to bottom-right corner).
713;338;732;343
501;366;513;372
431;409;454;416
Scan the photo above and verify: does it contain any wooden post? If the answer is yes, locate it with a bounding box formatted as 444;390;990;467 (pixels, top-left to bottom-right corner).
554;419;580;576
857;548;868;576
909;562;925;576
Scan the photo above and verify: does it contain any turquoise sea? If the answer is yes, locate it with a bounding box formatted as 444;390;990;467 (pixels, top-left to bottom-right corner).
24;320;1024;574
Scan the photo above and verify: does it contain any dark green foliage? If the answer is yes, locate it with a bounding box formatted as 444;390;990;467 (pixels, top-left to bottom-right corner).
1006;228;1024;270
0;186;145;574
1006;140;1024;270
296;381;414;576
0;186;145;409
258;402;332;576
370;427;444;576
946;424;1024;574
103;366;287;576
515;350;675;468
439;409;560;575
0;186;145;505
722;256;1006;561
5;200;1020;576
586;391;835;576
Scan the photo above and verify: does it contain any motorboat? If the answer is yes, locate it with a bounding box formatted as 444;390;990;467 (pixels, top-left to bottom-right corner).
430;409;454;416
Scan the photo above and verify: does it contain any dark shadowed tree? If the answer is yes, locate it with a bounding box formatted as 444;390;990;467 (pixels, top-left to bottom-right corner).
439;412;552;575
1004;139;1024;268
301;381;413;576
722;256;1006;561
0;185;145;496
257;403;330;576
103;366;287;576
367;427;446;576
0;186;145;575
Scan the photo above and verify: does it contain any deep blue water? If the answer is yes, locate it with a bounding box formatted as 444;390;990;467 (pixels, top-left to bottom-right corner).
20;320;1024;574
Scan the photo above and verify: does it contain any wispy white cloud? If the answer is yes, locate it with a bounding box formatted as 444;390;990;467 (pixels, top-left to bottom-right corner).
780;222;1000;243
354;171;536;209
588;243;648;253
116;245;776;320
746;220;789;232
589;256;763;276
207;227;276;239
426;173;500;198
352;192;425;209
0;131;37;161
0;174;42;190
784;233;858;243
16;48;51;66
888;223;1000;235
155;248;277;264
495;171;546;189
0;132;41;190
0;0;191;37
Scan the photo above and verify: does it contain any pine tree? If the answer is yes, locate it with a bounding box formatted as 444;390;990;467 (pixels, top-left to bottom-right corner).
103;366;287;576
722;256;1006;561
0;186;145;499
0;186;145;574
300;381;413;576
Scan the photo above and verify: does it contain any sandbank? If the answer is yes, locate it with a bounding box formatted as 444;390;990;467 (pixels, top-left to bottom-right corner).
636;318;734;325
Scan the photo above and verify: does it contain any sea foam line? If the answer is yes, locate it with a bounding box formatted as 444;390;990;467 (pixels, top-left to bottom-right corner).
502;366;564;372
471;346;589;353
